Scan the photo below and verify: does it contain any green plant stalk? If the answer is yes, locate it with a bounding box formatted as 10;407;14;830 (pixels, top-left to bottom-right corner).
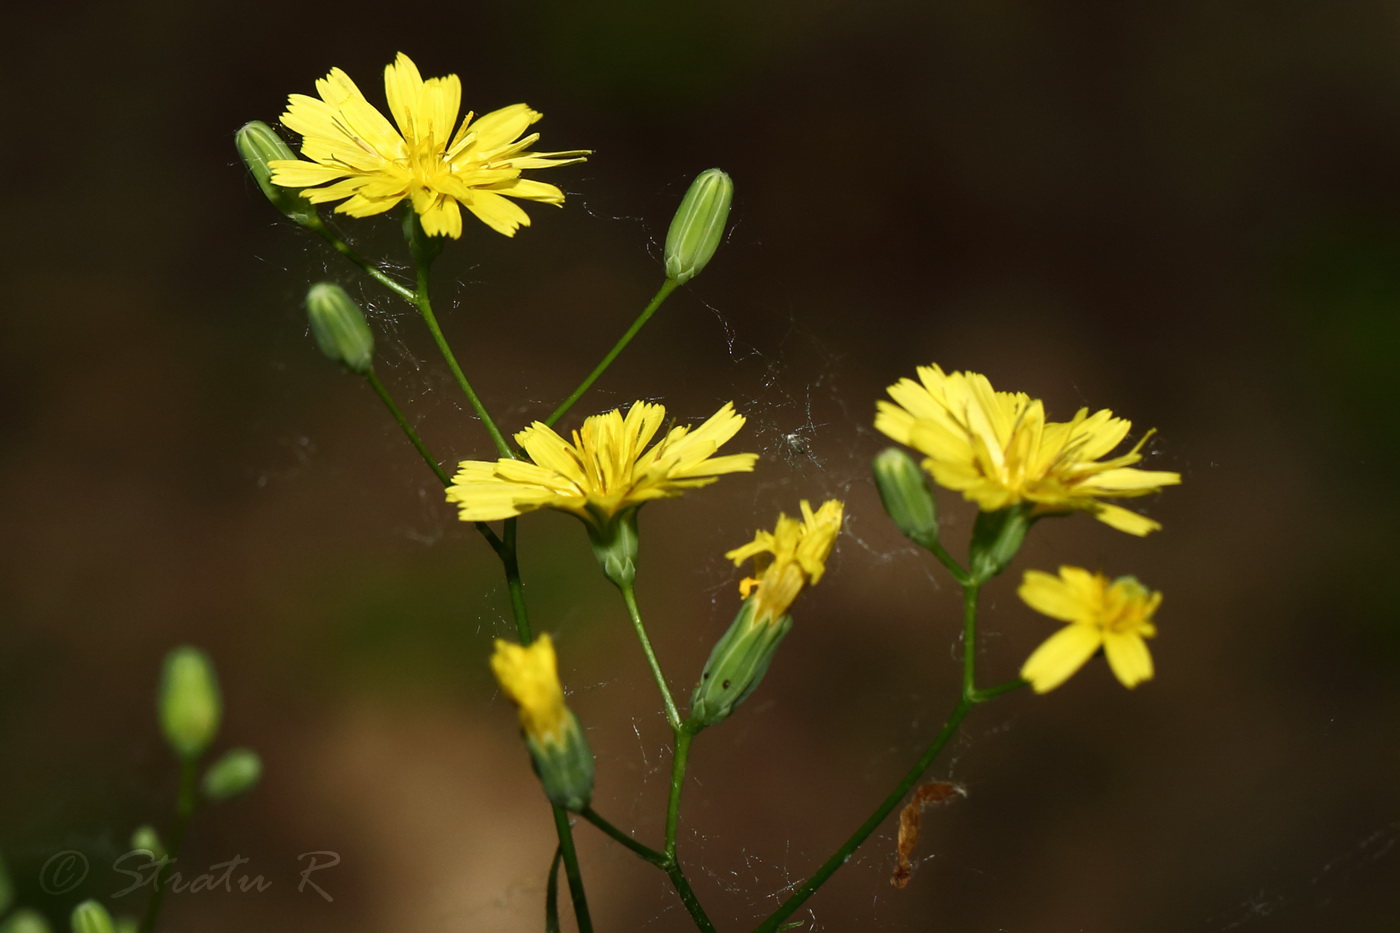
545;279;681;428
619;582;681;730
364;369;452;485
551;805;593;933
545;847;563;933
581;804;715;932
665;722;696;860
138;755;199;933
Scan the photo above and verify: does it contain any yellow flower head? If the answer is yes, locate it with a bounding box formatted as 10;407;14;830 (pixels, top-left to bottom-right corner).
269;53;589;238
447;401;758;529
1018;566;1161;693
490;635;570;745
726;499;844;624
875;364;1181;535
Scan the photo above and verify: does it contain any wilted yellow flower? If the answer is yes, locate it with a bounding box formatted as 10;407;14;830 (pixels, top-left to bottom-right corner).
875;364;1180;535
1018;566;1160;693
447;401;757;529
269;53;589;237
491;635;570;744
726;499;844;624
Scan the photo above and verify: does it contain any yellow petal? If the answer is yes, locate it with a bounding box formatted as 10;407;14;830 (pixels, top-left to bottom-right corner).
1021;624;1102;693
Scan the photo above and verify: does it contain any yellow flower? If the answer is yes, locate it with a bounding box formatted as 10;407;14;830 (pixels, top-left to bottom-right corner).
726;499;844;624
1018;566;1161;693
447;401;757;528
490;635;570;745
269;53;589;238
875;364;1181;535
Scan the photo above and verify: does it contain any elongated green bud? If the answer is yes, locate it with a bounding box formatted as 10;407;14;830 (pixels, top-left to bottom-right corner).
235;121;318;226
873;448;940;550
159;647;222;759
69;901;115;933
690;598;792;728
202;748;263;801
664;169;733;284
129;825;164;860
1;909;53;933
306;283;375;374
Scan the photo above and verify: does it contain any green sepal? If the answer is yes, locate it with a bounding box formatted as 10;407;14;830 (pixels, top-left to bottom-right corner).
872;448;940;550
587;508;640;589
524;711;595;812
402;208;445;269
968;504;1034;583
690;598;793;729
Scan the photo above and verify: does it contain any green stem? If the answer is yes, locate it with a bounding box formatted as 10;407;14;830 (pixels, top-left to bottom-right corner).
751;697;976;933
545;279;681;428
666;862;717;933
580;807;666;865
665;722;696;859
619;582;681;730
929;541;971;586
138;755;199;933
551;805;593;933
502;518;532;643
961;583;981;698
545;847;563;933
308;221;418;304
364;369;451;485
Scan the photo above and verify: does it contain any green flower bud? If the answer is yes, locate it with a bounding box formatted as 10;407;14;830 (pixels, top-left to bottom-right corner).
159;647;222;759
202;748;262;801
872;448;940;550
664;168;733;284
524;711;595;812
586;508;640;590
968;504;1035;583
0;848;12;915
306;283;375;375
234;121;319;226
69;901;115;933
128;825;164;860
1;909;53;933
690;598;793;728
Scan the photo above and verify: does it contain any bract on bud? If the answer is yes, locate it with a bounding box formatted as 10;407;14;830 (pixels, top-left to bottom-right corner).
306;283;375;374
69;901;115;933
690;598;792;728
1;909;52;933
664;169;733;284
968;504;1034;583
235;121;319;226
873;448;940;550
128;825;164;860
159;647;222;760
202;748;263;801
587;508;640;590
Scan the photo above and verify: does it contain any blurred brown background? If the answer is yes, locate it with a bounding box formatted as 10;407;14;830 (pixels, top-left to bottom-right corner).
3;1;1399;931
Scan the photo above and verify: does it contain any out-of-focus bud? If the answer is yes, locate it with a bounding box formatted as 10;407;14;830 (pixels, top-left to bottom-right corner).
128;825;165;860
306;283;375;375
235;121;319;226
873;448;940;550
1;909;53;933
664;168;732;284
690;598;792;728
111;920;137;933
159;647;222;760
69;901;115;933
491;636;595;812
968;503;1034;583
202;748;262;801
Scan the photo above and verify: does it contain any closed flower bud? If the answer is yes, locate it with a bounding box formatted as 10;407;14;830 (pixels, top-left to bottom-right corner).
128;825;164;860
159;647;222;759
587;507;640;590
491;637;595;811
690;598;792;728
69;901;115;933
873;448;940;550
202;748;262;801
1;909;52;933
306;283;375;374
235;121;319;226
664;169;732;284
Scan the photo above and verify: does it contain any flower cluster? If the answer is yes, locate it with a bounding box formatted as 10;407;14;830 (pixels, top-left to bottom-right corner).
726;499;845;625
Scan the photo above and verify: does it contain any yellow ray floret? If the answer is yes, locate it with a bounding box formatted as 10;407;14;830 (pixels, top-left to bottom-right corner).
875;364;1181;535
491;635;571;745
447;401;758;528
1018;566;1161;693
268;52;589;237
726;499;844;624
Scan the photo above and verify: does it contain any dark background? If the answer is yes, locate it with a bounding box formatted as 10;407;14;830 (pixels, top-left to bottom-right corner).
4;1;1399;930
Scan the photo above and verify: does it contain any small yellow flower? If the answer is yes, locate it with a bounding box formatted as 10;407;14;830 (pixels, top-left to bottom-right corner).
726;499;844;624
1018;566;1161;693
490;635;570;745
269;53;589;237
447;401;758;529
875;364;1181;535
